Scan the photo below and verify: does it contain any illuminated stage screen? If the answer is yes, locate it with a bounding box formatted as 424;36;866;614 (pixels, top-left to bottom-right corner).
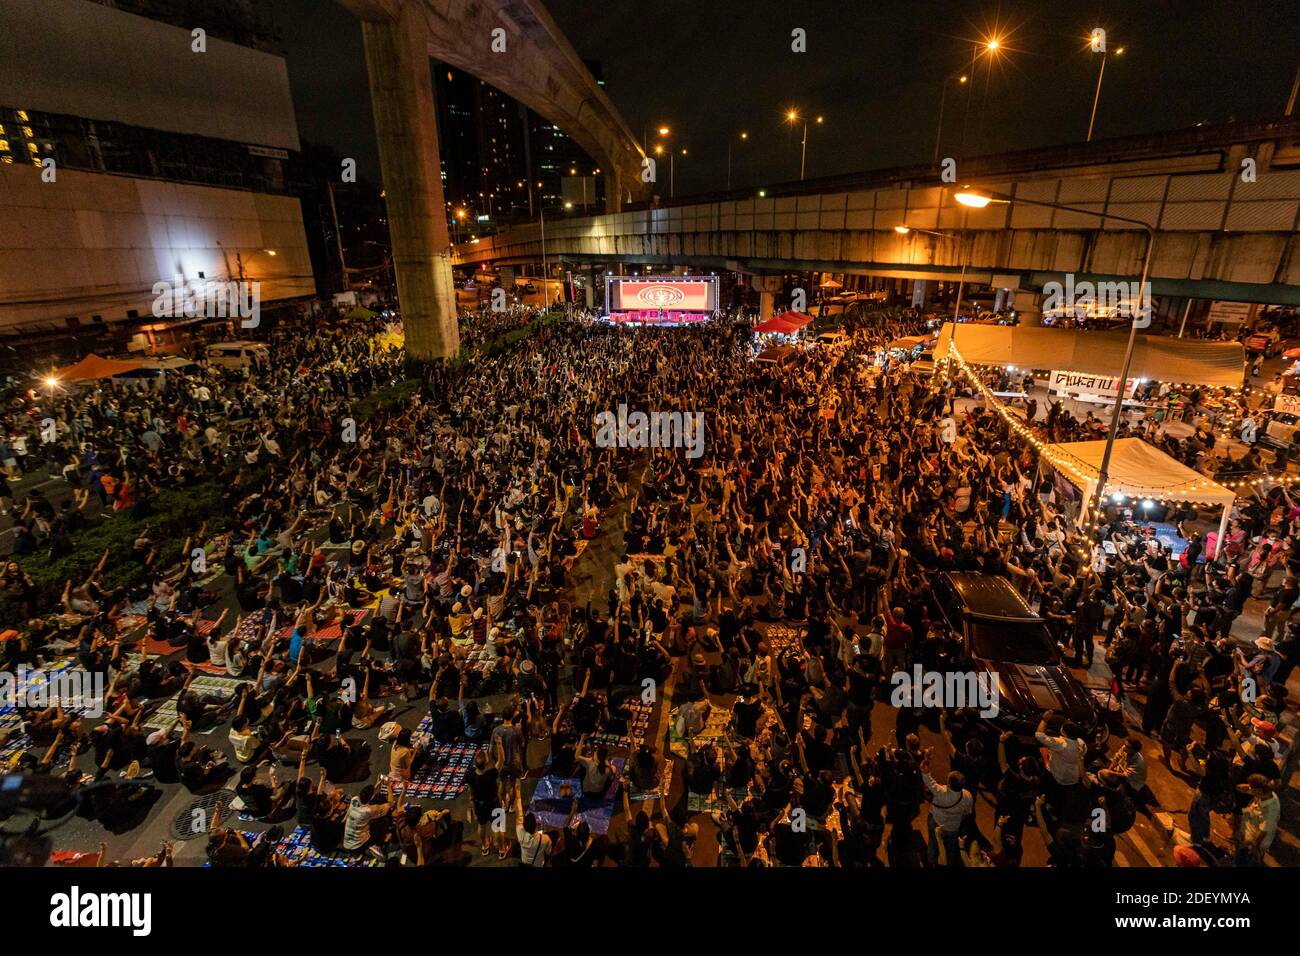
609;277;717;312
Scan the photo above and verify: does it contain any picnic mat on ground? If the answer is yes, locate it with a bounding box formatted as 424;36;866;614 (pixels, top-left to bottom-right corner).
687;783;750;814
627;759;673;802
201;827;384;868
375;717;482;800
668;706;733;759
559;693;655;751
528;756;625;835
762;622;804;655
142;673;244;734
274;609;369;642
0;662;82;765
113;613;148;635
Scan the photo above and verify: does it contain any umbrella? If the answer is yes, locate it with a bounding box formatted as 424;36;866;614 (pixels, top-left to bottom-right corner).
819;278;843;289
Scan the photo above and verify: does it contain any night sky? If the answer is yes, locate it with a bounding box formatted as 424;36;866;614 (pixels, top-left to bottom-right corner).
270;0;1300;194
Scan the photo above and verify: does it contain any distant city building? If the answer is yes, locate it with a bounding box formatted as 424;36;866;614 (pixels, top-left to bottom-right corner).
434;65;604;231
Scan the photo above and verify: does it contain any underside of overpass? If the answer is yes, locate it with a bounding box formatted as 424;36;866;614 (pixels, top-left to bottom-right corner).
456;119;1300;314
336;0;645;358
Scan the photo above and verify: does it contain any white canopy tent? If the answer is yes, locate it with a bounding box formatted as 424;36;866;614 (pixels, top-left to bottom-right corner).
934;322;1246;388
1043;437;1236;541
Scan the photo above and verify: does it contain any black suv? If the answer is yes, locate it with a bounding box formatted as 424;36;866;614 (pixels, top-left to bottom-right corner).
932;571;1102;739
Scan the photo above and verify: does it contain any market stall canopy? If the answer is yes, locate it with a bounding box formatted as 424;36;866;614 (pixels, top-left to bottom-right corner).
934;322;1245;388
1043;437;1235;507
755;344;798;365
819;278;843;289
754;311;813;334
888;335;931;350
51;354;145;381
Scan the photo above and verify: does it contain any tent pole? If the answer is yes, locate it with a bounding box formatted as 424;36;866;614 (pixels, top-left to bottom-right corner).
1215;500;1233;566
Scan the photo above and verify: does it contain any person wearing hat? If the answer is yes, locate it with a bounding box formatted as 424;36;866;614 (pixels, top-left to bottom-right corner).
448;602;471;644
1240;635;1283;684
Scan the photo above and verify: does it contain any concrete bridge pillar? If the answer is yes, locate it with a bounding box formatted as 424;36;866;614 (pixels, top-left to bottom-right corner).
604;169;623;214
358;6;460;360
1012;289;1043;327
994;287;1009;312
911;280;933;310
751;274;783;319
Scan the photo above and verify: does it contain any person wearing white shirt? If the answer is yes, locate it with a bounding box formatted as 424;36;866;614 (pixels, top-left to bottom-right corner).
1035;717;1086;793
922;766;973;867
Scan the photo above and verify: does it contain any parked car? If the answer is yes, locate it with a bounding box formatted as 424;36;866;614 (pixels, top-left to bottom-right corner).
205;340;270;371
932;571;1105;742
1244;326;1282;357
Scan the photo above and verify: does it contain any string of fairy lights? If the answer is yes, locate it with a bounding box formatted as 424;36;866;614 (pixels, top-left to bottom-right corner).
936;343;1291;513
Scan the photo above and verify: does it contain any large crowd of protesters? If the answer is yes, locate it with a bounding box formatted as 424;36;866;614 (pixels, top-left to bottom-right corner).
0;295;1291;869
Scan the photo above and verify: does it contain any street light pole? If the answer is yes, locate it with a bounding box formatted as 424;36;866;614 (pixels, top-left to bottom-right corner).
954;188;1155;527
800;120;808;180
1087;50;1108;142
1087;43;1124;142
539;205;548;309
934;74;967;164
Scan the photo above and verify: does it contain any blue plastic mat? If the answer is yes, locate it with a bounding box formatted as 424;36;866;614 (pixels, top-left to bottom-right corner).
528;756;624;835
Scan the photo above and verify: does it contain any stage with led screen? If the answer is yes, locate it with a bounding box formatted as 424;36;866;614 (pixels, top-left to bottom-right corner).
606;275;717;325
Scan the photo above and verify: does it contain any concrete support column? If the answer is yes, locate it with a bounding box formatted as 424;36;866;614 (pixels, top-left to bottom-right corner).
911;279;933;310
359;8;459;360
604;169;623;214
994;287;1009;312
1012;289;1043;327
751;274;782;319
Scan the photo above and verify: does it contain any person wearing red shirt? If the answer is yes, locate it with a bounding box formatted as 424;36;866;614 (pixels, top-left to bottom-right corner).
883;606;912;673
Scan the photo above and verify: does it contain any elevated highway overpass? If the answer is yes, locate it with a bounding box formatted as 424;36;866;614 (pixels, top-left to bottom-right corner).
455;119;1300;319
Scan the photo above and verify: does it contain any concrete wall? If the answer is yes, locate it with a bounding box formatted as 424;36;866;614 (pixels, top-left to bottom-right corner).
0;164;315;331
0;0;300;150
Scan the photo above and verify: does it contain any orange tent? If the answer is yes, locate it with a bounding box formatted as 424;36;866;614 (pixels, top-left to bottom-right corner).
51;354;145;381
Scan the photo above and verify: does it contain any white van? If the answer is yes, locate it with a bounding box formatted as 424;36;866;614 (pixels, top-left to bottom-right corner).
815;330;848;350
206;341;271;371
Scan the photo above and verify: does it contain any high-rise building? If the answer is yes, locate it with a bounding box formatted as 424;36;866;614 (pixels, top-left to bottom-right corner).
0;0;315;339
434;66;604;230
